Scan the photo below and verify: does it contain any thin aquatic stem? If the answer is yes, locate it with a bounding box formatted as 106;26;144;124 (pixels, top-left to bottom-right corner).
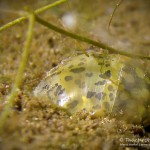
0;13;35;131
0;0;68;130
35;15;150;60
108;0;124;33
0;0;68;32
35;0;68;14
0;17;26;32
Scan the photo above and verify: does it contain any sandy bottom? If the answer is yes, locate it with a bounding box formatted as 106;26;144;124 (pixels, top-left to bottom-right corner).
0;0;149;149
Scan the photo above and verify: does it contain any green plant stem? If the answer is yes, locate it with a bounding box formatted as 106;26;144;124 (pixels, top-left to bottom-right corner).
35;15;150;60
35;0;67;14
0;14;35;131
0;17;26;32
108;0;124;32
0;0;68;32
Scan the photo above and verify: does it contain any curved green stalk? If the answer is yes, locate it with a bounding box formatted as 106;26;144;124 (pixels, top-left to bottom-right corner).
108;0;124;33
0;17;26;32
0;0;68;32
0;14;35;132
35;15;150;60
35;0;67;14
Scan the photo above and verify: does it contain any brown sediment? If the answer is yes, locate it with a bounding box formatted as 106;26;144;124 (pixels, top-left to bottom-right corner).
0;0;149;149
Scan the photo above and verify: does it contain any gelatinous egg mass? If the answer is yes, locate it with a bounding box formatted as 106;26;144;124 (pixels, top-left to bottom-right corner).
34;51;150;125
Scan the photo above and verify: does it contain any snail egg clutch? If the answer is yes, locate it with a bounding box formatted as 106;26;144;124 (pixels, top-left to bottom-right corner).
34;51;150;124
